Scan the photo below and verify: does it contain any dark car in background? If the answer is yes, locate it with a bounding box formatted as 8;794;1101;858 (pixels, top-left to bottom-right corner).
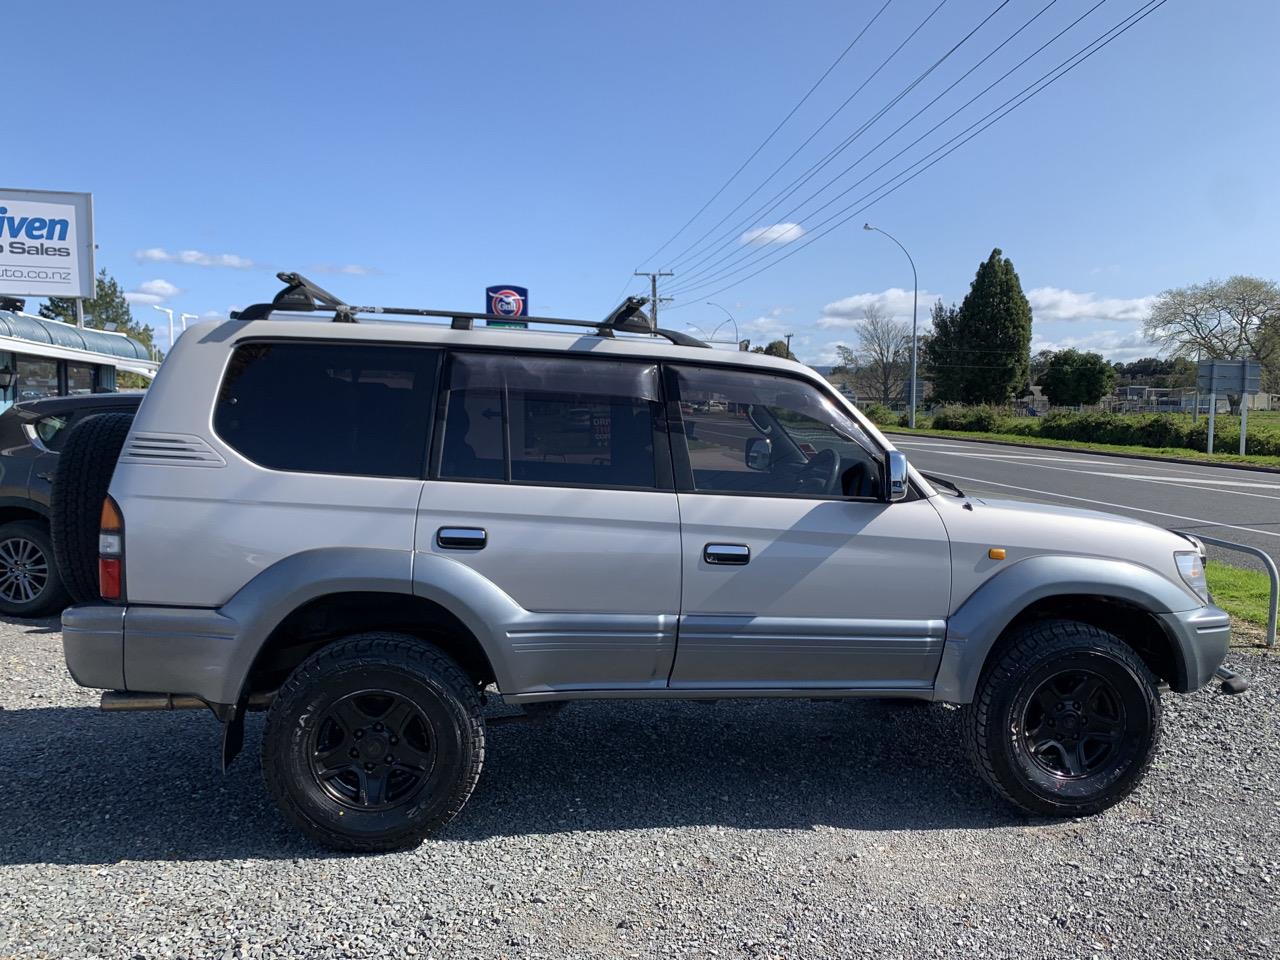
0;392;142;616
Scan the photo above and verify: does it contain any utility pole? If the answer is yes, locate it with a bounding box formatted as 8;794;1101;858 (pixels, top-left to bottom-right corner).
784;332;794;357
634;270;674;326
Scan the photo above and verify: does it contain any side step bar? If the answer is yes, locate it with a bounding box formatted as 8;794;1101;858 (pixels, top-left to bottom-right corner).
100;691;274;712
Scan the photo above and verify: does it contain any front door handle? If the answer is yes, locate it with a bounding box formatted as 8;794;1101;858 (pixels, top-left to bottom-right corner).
704;543;750;565
437;527;487;550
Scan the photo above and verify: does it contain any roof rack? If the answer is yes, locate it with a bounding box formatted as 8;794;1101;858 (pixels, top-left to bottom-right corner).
229;272;708;348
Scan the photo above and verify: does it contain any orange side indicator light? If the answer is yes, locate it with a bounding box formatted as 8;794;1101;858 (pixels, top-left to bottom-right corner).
988;547;1006;560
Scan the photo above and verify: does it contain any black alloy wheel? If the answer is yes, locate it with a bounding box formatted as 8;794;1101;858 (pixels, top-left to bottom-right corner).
263;632;485;853
964;619;1162;818
1020;669;1127;780
309;690;438;810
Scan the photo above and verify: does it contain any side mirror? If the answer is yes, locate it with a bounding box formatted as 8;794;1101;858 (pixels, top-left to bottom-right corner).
884;450;909;502
745;436;772;471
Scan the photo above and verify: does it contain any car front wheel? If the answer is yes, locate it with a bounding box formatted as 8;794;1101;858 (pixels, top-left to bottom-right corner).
964;619;1161;818
262;632;485;852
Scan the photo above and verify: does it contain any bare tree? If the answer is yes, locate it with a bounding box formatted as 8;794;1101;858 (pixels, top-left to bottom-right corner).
853;304;910;405
1144;276;1280;410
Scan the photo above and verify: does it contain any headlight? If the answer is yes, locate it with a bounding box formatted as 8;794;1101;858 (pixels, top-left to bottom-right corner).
1175;550;1209;604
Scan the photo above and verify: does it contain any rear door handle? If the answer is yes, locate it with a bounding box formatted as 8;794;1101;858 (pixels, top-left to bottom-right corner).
437;527;487;550
704;543;750;565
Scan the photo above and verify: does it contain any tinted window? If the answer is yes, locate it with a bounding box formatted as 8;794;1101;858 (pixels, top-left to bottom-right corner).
673;365;882;498
439;353;662;489
215;342;439;477
35;414;70;451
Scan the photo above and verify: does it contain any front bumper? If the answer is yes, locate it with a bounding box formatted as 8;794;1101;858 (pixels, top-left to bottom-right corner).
1158;603;1231;692
62;603;241;704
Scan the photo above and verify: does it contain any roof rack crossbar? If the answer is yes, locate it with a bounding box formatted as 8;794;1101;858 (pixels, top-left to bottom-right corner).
230;273;708;347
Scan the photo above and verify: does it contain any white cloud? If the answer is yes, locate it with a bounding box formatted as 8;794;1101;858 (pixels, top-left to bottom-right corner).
1032;329;1157;363
311;263;380;276
739;223;805;246
135;248;255;269
817;287;941;328
1026;287;1155;324
124;278;181;306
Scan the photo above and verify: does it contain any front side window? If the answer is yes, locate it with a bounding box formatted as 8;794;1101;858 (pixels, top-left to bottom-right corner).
439;353;664;489
672;365;883;498
214;342;439;477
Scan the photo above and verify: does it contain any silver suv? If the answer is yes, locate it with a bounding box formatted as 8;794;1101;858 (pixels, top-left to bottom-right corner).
60;274;1233;852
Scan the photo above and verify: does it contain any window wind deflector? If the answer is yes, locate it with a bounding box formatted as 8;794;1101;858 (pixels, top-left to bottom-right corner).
449;353;661;402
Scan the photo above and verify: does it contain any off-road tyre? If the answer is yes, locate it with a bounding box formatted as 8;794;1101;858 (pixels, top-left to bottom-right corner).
50;412;134;605
963;619;1162;818
263;633;485;853
0;519;70;617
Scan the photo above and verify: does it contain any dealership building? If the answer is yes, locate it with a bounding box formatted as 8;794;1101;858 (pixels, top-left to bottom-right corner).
0;300;156;411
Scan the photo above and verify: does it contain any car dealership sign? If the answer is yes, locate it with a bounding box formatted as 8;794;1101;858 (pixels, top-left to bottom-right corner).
0;188;95;299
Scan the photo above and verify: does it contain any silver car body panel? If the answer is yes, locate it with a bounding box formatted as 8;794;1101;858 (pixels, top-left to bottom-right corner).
64;315;1229;709
671;494;950;686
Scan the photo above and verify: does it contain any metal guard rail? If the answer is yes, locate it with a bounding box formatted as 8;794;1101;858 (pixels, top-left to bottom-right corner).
1183;533;1278;648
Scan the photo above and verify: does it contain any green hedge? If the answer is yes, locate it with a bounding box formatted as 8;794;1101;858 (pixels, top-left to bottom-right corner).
915;408;1280;457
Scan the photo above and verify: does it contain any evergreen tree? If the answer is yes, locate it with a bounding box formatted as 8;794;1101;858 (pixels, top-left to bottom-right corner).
39;268;160;388
929;249;1032;403
1040;349;1115;406
751;339;796;360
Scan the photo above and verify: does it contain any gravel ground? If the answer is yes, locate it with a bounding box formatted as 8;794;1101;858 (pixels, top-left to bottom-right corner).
1;615;1277;960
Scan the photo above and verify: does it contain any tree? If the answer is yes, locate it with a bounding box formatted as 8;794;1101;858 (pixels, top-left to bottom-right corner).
929;249;1032;404
752;339;796;360
851;303;910;405
1040;349;1116;406
1029;349;1056;384
1143;276;1280;411
39;269;160;388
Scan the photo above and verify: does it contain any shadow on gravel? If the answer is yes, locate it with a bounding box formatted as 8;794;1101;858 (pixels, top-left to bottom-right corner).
0;698;1024;865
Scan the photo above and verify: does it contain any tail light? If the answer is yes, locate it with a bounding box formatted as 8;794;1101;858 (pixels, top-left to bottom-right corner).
99;495;125;602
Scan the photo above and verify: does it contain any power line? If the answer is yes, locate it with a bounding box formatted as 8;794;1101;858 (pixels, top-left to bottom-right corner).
661;0;956;275
632;0;897;271
665;0;1061;295
666;0;1017;280
667;0;1168;305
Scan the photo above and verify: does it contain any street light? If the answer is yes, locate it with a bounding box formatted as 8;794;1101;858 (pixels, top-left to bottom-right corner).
151;305;175;354
863;222;919;428
704;302;740;345
180;312;199;332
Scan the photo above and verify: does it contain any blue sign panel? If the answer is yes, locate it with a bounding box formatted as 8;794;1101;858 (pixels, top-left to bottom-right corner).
485;285;528;327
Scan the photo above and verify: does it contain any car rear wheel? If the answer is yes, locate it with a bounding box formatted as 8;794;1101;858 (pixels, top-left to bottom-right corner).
262;632;485;852
0;520;69;617
964;619;1161;818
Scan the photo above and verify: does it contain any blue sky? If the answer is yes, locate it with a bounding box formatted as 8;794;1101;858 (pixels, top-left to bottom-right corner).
7;0;1278;364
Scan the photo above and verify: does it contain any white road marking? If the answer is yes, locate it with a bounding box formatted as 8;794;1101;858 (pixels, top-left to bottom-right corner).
928;470;1280;539
907;447;1280;501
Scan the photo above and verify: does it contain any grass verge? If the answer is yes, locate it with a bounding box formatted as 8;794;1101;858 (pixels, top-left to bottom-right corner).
1207;561;1275;628
884;426;1280;469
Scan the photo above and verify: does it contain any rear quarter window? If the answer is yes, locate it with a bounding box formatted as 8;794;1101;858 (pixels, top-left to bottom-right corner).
214;342;440;478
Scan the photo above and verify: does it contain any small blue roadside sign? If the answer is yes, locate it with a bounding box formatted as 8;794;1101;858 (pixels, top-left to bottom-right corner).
486;286;529;328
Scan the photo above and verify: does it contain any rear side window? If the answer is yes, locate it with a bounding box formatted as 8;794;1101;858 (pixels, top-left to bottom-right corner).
215;342;440;477
438;353;665;489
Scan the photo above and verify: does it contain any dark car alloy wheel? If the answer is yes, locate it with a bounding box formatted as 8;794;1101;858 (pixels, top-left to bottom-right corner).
0;535;50;606
1021;668;1127;780
309;689;439;810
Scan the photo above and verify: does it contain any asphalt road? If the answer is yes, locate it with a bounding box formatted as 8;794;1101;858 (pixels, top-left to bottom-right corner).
890;434;1280;571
